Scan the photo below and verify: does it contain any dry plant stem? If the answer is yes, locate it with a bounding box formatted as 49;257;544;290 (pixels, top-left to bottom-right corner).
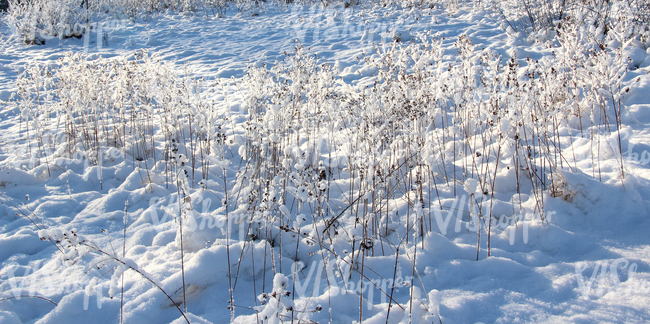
121;200;128;324
224;168;235;321
0;295;58;306
81;243;191;324
487;143;502;257
177;177;188;314
0;194;63;253
385;246;401;324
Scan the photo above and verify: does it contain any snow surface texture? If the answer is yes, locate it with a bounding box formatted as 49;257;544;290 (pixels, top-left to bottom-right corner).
1;2;650;324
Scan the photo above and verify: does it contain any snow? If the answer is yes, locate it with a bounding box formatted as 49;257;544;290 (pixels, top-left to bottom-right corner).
1;1;650;324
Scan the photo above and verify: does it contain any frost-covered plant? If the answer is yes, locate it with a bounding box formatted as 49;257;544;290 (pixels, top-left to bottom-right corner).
7;0;44;44
36;227;191;323
205;0;229;17
7;0;91;44
255;273;294;323
489;0;650;42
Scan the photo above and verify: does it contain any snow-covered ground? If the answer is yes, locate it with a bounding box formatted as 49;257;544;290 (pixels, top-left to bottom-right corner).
1;3;650;324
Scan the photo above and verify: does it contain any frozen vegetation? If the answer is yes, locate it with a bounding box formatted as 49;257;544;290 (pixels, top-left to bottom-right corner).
0;0;650;323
